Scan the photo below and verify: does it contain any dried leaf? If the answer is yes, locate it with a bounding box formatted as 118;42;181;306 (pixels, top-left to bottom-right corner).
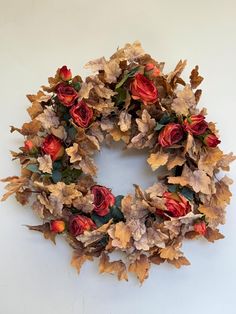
36;106;60;130
168;256;190;269
147;151;169;171
51;125;67;140
48;182;81;205
108;222;131;249
71;251;93;274
26;223;57;244
166;154;185;170
27;102;43;119
204;228;224;243
66;143;82;163
1;176;28;201
160;246;182;261
79;156;97;176
99;253;128;281
217;152;236;171
189;66;204;89
128;254;150;284
118;111;132;132
10;119;41;136
198;204;219;219
37;155;53;174
171;85;196;116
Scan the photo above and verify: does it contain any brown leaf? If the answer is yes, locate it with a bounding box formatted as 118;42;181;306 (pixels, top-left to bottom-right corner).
171;85;196;116
79;156;97;176
168;256;190;269
71;251;93;274
1;176;28;201
15;188;32;205
217;152;236;171
166;154;185;170
204;227;224;243
37;155;53;174
27;102;43;119
11;119;41;136
128;254;150;284
99;253;128;281
108;222;131;249
149;254;165;265
189;66;204;89
147;151;169;171
198;147;223;176
48;182;81;205
159;246;182;261
26;223;57;244
118;111;132;132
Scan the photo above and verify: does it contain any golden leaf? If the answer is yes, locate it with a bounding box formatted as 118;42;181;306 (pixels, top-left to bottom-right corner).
37;155;53;174
198;147;223;176
110;127;130;144
118;111;132;132
204;228;224;243
198;204;219;219
147;151;169;171
166;154;185;170
99;253;128;281
171;85;196;116
168;176;189;186
109;222;131;249
66;143;82;163
128;254;150;284
159;246;182;261
168;256;190;269
1;176;28;201
71;251;93;274
48;182;81;205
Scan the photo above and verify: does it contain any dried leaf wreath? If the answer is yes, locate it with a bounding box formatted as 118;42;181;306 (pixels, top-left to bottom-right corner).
1;41;235;283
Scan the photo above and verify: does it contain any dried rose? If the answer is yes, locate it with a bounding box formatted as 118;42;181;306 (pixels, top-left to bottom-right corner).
183;114;208;136
50;220;66;233
56;83;78;107
163;191;191;217
194;221;206;235
70;100;93;128
42;135;64;161
24;140;35;151
59;65;72;81
203;133;221;148
69;215;96;237
158;123;184;147
144;63;160;78
91;185;115;216
130;73;158;105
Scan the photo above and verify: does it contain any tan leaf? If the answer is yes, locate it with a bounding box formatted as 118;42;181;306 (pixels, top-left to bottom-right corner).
79;156;97;176
27;102;43;119
168;176;189;186
66;143;82;163
217;152;236;171
1;176;28;201
110;126;130;144
198;204;219;219
184;133;194;154
167;59;187;83
168;256;190;269
36;106;60;130
84;57;106;72
109;222;131;249
78;82;93;99
204;228;224;243
71;251;93;274
51;125;67;140
27;91;51;103
103;59;122;83
128;254;150;284
10;119;41;136
166;154;185;170
48;182;81;205
136;109;156;134
189;65;204;89
198;147;223;176
190;170;211;194
37;155;53;174
118;111;132;132
26;223;57;244
159;246;182;261
99;253;128;281
171;84;196;116
147;151;169;171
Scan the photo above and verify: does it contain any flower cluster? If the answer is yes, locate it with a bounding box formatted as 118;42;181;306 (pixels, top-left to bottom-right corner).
1;42;235;283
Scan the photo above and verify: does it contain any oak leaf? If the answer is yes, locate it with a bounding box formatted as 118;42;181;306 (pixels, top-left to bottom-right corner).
171;84;196;116
168;256;190;269
99;253;128;281
71;251;93;274
48;182;81;205
66;143;82;163
118;111;132;132
128;254;150;284
204;227;224;243
108;222;131;249
37;155;53;174
166;154;185;170
159;246;182;261
189;65;204;89
1;176;28;201
147;151;169;171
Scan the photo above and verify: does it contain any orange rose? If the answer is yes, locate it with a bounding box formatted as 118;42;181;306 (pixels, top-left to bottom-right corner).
203;133;221;148
158;123;184;147
163;192;191;217
69;215;96;237
50;220;65;233
130;73;158;105
183;114;208;136
59;65;72;81
56;83;78;107
194;221;206;235
70;100;93;128
42;135;64;161
91;185;115;216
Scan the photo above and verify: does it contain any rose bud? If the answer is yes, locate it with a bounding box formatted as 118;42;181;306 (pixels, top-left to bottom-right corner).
50;220;66;233
42;135;65;161
130;73;158;105
163;191;191;217
194;221;207;235
91;185;115;216
203;133;221;148
183;114;208;136
56;83;78;107
59;65;72;81
158;123;184;147
70;100;93;128
144;63;160;78
68;215;96;237
24;140;35;151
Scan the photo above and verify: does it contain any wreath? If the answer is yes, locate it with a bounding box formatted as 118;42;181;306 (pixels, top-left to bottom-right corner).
1;41;235;284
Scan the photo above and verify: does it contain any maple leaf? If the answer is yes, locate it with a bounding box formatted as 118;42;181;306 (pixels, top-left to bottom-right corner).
171;84;196;116
26;223;57;244
198;204;219;219
1;176;29;201
27;102;43;119
147;151;169;171
108;222;131;249
103;59;122;83
99;253;128;281
37;193;64;217
189;65;204;89
168;256;190;269
66;143;82;163
71;251;93;274
79;156;97;176
109;126;130;144
48;182;81;205
204;227;224;243
159;246;182;261
198;147;223;176
217;152;236;171
78;82;93;99
118;111;132;132
166;154;185;170
36;106;60;130
10;119;42;136
128;254;150;284
136;109;156;134
37;155;53;174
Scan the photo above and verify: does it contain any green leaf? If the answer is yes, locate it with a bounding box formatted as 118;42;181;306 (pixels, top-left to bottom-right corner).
91;212;112;227
115;87;127;105
167;184;178;193
26;164;41;173
72;82;81;91
155;122;165;131
52;170;62;183
180;187;194;201
61;168;82;184
115;66;139;89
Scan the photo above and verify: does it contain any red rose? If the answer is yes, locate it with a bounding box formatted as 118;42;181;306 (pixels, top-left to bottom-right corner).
42;135;64;161
158;123;184;147
203;133;221;148
163;192;191;217
56;83;78;107
144;63;160;78
50;220;65;233
130;73;158;105
91;185;115;216
183;114;208;136
70;100;93;128
194;221;206;235
59;65;72;81
68;215;96;237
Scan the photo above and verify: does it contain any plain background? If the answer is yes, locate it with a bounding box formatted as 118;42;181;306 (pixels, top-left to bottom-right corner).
0;1;236;313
